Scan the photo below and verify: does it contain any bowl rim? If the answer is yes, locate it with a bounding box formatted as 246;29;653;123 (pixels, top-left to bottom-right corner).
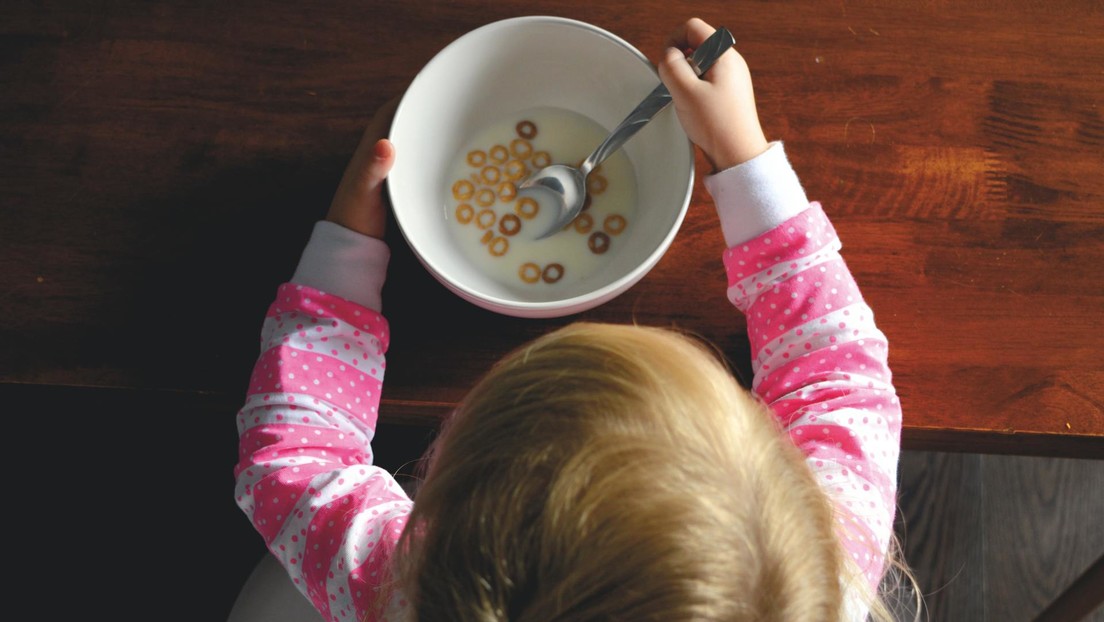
387;15;695;317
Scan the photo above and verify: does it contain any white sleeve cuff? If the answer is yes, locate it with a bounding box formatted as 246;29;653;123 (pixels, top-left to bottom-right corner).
703;141;811;246
290;221;390;312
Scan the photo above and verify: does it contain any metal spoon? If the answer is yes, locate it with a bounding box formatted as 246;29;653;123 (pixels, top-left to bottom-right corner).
519;27;736;239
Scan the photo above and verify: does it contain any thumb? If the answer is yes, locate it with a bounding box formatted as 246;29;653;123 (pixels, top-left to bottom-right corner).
340;96;400;195
327;138;396;238
657;46;701;100
346;137;396;195
361;138;396;191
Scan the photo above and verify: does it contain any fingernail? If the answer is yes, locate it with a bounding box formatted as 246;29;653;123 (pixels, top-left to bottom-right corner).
373;139;392;160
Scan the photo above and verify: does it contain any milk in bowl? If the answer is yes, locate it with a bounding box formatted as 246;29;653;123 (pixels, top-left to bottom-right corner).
443;106;637;299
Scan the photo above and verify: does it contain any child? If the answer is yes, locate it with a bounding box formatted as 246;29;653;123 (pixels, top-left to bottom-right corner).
234;17;911;622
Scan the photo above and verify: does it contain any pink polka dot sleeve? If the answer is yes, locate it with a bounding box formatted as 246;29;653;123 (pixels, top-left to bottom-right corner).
722;204;902;592
234;283;411;622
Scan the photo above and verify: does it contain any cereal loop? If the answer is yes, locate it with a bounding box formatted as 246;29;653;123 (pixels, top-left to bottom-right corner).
510;138;533;159
489;145;509;164
452;179;475;201
588;231;611;254
515;197;539;219
582;194;593;212
587;174;608;195
455;203;474;224
532;151;551;168
480;230;494;245
475;188;496;207
497;182;517;201
476;209;497;230
516;120;537;139
481;166;501;185
498;213;521;236
489;236;509;257
573;213;593;233
541;263;565;283
518;262;541;284
603;214;627;235
504;160;528;181
466;150;487;167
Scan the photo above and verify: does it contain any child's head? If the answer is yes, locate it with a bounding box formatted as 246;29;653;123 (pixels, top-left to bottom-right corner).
395;322;861;621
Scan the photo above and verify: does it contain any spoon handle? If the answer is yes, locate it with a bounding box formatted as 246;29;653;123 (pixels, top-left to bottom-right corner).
579;27;736;176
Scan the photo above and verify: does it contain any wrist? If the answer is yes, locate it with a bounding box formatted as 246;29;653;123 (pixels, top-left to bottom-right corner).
325;209;386;240
709;132;769;172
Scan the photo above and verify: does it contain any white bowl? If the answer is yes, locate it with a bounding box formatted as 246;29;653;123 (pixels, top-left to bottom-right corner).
388;16;693;318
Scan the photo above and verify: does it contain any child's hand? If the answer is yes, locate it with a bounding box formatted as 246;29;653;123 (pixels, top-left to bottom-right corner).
658;18;769;172
326;97;400;239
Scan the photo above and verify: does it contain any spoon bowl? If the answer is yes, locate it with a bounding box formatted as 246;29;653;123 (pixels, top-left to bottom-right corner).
519;27;735;239
518;163;586;236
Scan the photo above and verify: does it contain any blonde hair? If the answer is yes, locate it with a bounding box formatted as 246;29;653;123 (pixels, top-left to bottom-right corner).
393;322;914;621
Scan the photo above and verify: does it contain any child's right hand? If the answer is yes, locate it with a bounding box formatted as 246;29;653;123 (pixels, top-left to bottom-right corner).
658;18;769;172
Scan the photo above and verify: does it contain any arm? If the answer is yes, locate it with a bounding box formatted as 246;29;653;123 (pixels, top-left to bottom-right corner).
234;280;409;621
660;18;901;593
714;180;902;591
234;105;412;622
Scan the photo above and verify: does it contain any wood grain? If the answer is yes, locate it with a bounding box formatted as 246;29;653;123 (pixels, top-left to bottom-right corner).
1034;553;1104;622
985;454;1104;621
2;1;1102;456
896;450;1104;622
896;450;986;620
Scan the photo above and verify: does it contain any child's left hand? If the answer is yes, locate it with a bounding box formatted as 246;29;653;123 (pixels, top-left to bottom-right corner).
326;97;400;239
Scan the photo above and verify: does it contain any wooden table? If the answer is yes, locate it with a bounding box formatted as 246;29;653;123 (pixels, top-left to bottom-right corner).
2;1;1101;619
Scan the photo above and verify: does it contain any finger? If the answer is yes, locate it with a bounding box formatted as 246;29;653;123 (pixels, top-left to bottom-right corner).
345;138;396;198
358;139;395;237
346;97;401;176
367;138;396;185
364;96;400;143
327;138;395;238
666;17;716;51
657;45;703;97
